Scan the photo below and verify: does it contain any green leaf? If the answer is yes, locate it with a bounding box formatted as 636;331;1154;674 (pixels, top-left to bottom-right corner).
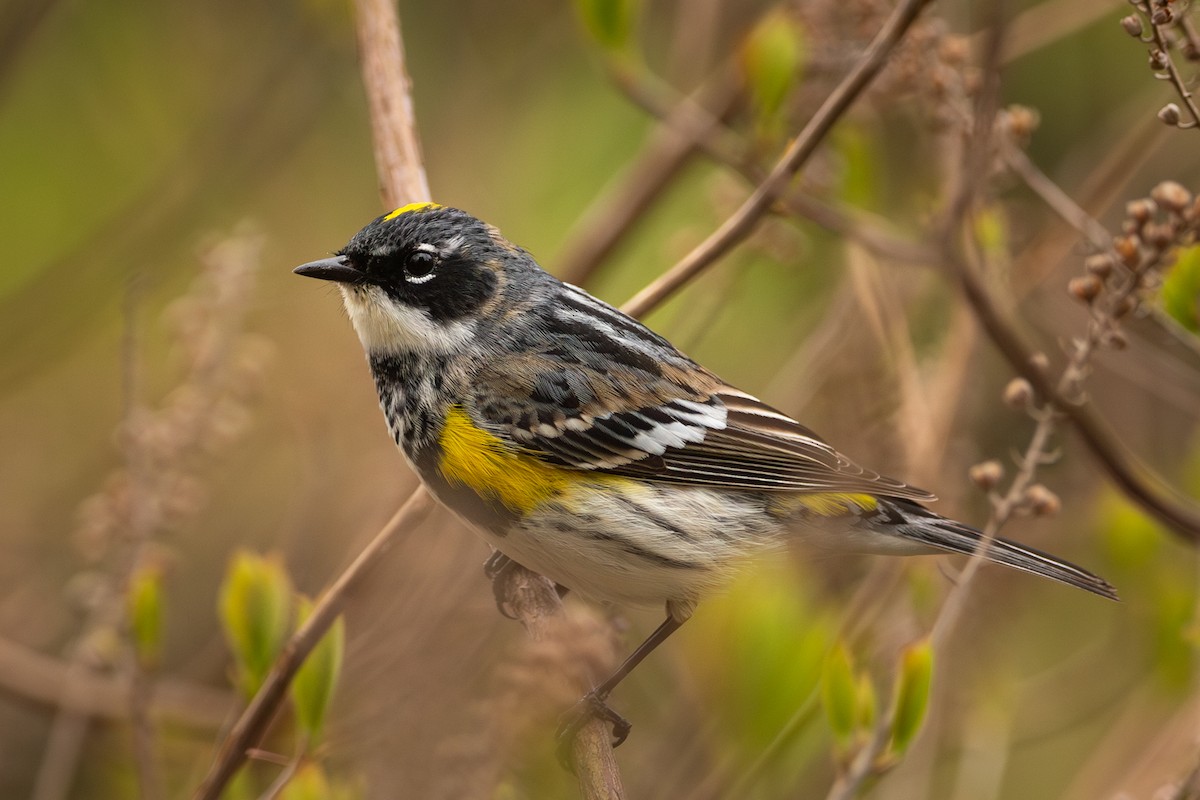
126;564;163;670
575;0;638;53
278;763;360;800
218;550;293;698
742;10;807;132
888;637;933;757
973;205;1009;258
821;642;859;748
291;595;345;743
835;126;878;209
856;672;877;732
1162;244;1200;332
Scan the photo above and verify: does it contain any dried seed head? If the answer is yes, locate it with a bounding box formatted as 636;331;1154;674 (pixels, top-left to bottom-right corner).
1024;484;1061;517
1085;254;1114;278
1113;294;1138;318
969;460;1005;491
1121;14;1144;36
939;35;969;65
1003;377;1035;409
1150;50;1170;71
1104;329;1129;350
1114;234;1141;267
1159;103;1182;125
1151;6;1173;25
1068;275;1104;303
1142;222;1176;248
1125;198;1157;225
1029;352;1051;373
1150;180;1192;213
1003;105;1040;139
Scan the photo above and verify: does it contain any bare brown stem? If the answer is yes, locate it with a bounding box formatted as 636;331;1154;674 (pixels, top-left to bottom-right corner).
1002;144;1111;252
1141;0;1200;130
823;717;892;800
0;635;232;727
354;0;430;207
500;565;625;800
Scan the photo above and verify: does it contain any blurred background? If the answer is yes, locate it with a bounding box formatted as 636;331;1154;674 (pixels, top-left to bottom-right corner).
2;0;1200;797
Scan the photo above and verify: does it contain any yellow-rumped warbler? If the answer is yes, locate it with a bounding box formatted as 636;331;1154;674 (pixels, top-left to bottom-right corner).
295;202;1117;744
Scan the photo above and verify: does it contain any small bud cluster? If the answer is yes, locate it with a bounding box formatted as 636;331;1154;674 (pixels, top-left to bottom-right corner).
1070;182;1199;334
1124;0;1200;129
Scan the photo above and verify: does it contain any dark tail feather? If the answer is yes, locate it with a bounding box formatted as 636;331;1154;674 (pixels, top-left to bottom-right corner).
883;499;1119;601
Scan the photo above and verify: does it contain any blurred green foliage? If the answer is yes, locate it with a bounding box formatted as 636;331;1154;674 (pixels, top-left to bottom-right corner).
1163;245;1200;331
219;550;293;699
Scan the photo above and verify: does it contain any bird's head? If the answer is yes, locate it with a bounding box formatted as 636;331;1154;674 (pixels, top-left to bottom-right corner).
295;202;531;356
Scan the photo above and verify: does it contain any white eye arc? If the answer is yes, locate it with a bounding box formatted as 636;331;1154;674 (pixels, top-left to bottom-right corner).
404;243;439;284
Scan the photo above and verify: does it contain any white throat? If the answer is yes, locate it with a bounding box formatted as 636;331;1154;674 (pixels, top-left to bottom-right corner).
339;285;477;356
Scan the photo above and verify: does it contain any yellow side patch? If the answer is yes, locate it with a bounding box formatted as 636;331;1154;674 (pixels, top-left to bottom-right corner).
437;406;571;514
783;492;878;517
384;201;443;221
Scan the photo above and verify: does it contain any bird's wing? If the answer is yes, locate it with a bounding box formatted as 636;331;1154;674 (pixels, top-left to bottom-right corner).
469;351;934;501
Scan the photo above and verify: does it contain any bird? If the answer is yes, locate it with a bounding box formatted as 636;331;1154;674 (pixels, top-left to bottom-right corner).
294;201;1118;747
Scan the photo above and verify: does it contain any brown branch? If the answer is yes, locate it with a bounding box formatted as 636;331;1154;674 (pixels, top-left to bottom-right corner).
623;0;936;318
354;0;429;207
1174;749;1200;800
1002;143;1111;252
1142;0;1200;130
501;565;625;800
0;636;232;728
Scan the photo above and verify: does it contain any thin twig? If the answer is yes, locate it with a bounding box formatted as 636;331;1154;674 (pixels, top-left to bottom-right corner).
824;720;892;800
622;0;936;318
354;0;430;207
0;635;232;726
122;273;162;800
1142;0;1200;130
1002;144;1111;252
258;737;307;800
501;565;626;800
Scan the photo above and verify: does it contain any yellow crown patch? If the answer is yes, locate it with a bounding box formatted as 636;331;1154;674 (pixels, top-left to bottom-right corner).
384;201;443;221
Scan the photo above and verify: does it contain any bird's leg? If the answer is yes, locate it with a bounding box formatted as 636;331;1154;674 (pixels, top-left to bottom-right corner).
483;550;569;619
556;615;685;764
482;550;522;619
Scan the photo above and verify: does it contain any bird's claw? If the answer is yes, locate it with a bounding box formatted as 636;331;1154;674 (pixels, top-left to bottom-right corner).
555;689;632;769
482;551;520;620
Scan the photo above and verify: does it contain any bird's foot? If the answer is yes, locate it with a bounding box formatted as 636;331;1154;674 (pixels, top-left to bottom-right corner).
482;551;519;620
555;689;631;769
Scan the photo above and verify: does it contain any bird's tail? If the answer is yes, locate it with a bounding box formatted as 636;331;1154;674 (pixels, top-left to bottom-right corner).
877;498;1119;600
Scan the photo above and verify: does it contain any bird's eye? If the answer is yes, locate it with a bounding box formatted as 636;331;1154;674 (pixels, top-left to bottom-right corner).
404;248;438;284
